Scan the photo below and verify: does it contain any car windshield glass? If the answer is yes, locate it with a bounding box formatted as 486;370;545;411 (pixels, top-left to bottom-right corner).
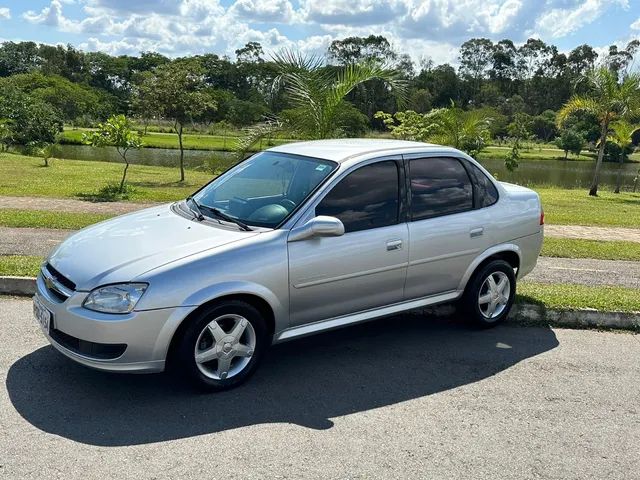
193;151;337;228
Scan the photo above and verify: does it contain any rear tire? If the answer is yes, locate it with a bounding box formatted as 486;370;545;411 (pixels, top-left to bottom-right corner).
461;259;516;328
172;300;268;392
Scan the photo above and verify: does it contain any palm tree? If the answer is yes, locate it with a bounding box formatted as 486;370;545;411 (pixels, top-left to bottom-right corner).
557;67;640;196
426;104;493;158
607;120;639;193
237;51;407;155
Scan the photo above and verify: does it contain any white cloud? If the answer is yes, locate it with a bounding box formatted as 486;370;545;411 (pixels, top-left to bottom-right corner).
0;7;10;20
23;0;82;32
16;0;636;64
535;0;629;38
631;17;640;30
230;0;296;23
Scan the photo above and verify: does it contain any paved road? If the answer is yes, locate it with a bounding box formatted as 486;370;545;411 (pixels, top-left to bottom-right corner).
544;225;640;243
1;297;639;479
0;226;72;256
528;256;640;289
0;195;158;215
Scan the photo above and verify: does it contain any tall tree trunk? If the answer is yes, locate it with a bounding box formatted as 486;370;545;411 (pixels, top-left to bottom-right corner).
589;122;608;197
177;122;185;182
614;153;624;194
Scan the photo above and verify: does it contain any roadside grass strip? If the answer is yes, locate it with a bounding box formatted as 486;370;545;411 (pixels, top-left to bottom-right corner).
517;283;640;313
0;209;112;230
541;238;640;261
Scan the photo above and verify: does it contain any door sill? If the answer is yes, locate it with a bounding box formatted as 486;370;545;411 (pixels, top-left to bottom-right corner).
273;290;461;343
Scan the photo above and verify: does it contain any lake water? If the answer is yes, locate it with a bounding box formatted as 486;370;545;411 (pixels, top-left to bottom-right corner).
53;144;640;191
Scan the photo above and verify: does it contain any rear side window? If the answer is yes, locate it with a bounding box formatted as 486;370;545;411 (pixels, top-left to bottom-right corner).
465;161;499;208
316;161;399;233
409;157;473;220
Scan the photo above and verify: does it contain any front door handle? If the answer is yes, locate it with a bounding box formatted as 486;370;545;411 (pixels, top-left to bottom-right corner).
470;227;484;238
386;239;403;251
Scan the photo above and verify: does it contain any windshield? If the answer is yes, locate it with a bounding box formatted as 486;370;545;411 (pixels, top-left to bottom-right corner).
193;151;337;228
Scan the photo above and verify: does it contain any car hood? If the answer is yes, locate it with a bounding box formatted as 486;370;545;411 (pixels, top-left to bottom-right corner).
48;203;259;290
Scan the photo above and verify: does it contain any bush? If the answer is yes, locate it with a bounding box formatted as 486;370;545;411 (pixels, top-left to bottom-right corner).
554;129;586;159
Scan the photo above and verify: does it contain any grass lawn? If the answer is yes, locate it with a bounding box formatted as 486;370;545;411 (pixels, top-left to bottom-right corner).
517;283;640;313
537;187;640;228
0;209;112;229
541;238;640;261
61;129;291;152
0;255;42;277
0;152;212;202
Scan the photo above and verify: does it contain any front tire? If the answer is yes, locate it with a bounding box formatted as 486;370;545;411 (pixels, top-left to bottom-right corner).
462;259;516;328
172;300;268;391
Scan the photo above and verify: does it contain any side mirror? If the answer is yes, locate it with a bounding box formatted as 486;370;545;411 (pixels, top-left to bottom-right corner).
288;216;345;242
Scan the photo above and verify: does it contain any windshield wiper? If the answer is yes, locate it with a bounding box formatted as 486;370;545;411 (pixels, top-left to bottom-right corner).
200;205;253;231
186;196;205;221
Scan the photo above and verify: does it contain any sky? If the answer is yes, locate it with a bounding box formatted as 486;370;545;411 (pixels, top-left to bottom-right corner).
0;0;638;65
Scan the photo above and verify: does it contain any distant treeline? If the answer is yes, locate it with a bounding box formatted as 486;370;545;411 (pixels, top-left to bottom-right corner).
0;35;638;144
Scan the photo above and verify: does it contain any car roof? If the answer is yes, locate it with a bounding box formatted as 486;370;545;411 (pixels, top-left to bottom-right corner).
267;138;458;163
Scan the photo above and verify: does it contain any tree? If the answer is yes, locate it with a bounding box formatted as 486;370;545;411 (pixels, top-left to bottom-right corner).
554;129;585;159
327;35;396;65
530;110;558;141
606;120;639;193
558;67;640;196
27;141;57;167
238;52;407;153
0;87;62;145
459;38;494;94
83;115;142;193
376;103;493;158
136;60;217;181
504;113;531;171
0;119;13;151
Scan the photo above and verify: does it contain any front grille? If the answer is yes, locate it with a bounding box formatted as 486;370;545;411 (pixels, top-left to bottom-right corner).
42;263;75;302
50;328;127;360
45;263;76;291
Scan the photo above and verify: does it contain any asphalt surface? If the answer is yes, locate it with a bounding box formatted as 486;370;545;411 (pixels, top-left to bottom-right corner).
528;256;640;288
1;297;639;479
0;226;72;256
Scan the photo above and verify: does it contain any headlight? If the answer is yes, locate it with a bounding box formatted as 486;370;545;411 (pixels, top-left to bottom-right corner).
83;283;148;314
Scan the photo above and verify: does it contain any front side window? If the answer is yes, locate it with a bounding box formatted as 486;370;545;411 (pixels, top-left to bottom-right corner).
409;157;473;220
316;161;399;233
194;151;337;228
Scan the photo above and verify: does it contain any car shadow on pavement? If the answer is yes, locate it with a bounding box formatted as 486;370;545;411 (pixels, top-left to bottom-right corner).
6;313;559;446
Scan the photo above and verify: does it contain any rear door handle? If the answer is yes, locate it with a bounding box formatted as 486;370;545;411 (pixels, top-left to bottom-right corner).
470;227;484;238
386;239;403;251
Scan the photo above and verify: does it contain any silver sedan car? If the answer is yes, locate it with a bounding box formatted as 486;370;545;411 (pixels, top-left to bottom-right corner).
33;139;543;391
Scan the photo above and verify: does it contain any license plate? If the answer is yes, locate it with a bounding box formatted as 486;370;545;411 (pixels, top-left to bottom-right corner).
33;295;52;334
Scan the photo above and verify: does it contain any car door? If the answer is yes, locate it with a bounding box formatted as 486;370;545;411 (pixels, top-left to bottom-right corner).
287;158;409;327
403;155;493;299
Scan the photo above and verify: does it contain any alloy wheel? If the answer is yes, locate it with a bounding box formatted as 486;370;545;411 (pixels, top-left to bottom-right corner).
477;271;511;320
194;314;256;380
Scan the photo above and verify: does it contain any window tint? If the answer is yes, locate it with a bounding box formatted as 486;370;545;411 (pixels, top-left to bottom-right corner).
465;162;499;208
409;157;473;220
316;161;399;233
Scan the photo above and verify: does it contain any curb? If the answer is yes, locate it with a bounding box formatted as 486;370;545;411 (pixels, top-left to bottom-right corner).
0;276;36;296
1;276;639;331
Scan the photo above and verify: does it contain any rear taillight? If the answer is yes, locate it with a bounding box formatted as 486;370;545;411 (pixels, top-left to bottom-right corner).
540;209;545;225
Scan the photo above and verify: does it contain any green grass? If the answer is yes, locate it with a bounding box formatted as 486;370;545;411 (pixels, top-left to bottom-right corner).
61;129;291;152
537;187;640;228
0;152;212;202
0;255;42;277
541;238;640;261
517;283;640;313
0;209;111;229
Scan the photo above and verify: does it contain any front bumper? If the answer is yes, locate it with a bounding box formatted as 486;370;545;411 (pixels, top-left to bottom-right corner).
34;273;195;373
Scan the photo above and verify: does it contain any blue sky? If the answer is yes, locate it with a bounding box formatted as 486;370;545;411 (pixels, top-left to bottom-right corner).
0;0;638;65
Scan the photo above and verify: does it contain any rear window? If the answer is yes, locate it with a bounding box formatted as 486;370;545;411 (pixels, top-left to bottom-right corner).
465;162;499;208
